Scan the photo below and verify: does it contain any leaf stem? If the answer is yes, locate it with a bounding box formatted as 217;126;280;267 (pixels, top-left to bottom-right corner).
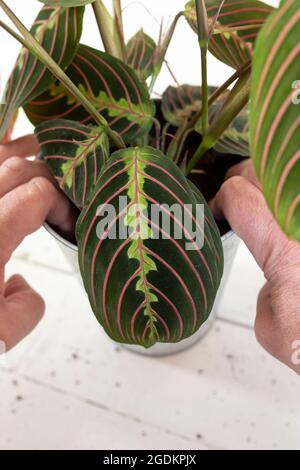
200;45;208;134
92;0;124;60
195;0;209;135
113;0;127;61
0;0;125;149
213;24;263;34
207;60;251;106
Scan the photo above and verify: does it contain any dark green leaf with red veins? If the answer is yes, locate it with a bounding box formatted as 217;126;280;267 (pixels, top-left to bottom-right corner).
0;5;84;140
161;85;218;127
35;119;109;209
126;30;156;82
250;0;300;242
24;44;155;143
38;1;93;5
212;105;249;157
76;146;224;348
162;84;249;157
184;0;274;69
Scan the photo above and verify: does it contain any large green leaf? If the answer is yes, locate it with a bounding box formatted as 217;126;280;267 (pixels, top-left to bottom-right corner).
38;1;94;5
126;30;156;82
250;0;300;241
36;119;109;209
76;146;224;348
0;4;84;140
25;44;155;143
185;0;274;69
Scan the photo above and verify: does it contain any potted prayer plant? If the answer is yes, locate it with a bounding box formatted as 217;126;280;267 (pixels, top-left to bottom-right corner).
0;0;298;352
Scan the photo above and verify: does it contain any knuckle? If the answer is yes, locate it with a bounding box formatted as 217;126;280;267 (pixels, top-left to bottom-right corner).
1;156;26;174
217;177;246;209
221;176;245;194
27;176;55;201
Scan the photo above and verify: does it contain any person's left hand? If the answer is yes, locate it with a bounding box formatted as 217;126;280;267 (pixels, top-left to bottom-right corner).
0;135;76;351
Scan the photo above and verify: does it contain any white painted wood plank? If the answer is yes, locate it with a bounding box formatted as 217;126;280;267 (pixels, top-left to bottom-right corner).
0;372;205;450
3;258;298;450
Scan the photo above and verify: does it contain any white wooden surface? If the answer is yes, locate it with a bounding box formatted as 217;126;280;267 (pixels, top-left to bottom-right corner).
1;0;296;452
0;229;299;450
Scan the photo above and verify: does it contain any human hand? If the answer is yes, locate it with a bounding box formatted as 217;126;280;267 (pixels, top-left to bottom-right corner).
0;135;76;352
211;160;300;374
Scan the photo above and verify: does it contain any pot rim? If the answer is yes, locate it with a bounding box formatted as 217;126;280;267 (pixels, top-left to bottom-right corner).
44;222;236;251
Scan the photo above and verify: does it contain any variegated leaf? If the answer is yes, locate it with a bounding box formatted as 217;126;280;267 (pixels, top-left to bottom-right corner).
25;44;155;143
162;85;203;127
211;103;249;157
185;0;274;69
36;119;109;209
250;0;300;241
126;30;156;81
0;4;84;140
76;146;224;348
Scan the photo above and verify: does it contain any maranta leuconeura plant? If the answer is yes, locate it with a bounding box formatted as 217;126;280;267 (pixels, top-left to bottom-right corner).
0;0;299;347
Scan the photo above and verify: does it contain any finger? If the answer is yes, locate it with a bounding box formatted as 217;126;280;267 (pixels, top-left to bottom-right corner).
0;274;44;351
0;135;40;165
0;177;76;269
0;157;55;198
225;159;260;188
210;176;300;277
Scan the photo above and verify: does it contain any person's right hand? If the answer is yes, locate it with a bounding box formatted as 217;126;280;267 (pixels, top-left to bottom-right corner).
0;135;77;352
211;160;300;375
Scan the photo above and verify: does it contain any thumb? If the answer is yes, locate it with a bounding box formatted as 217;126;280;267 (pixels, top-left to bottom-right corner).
210;176;300;278
1;274;45;351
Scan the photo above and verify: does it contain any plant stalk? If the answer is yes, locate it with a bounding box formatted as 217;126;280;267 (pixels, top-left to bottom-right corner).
113;0;127;61
207;60;251;106
195;0;209;135
213;24;263;34
200;46;208;134
0;0;125;149
92;0;124;60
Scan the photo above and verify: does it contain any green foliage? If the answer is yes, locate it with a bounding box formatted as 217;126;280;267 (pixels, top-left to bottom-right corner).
0;0;298;348
0;3;84;139
250;0;300;241
76;147;223;347
184;0;274;69
25;44;155;144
